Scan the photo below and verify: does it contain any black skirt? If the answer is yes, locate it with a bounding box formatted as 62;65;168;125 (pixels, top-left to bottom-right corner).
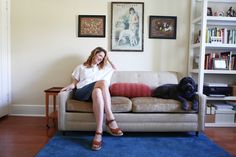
72;82;96;102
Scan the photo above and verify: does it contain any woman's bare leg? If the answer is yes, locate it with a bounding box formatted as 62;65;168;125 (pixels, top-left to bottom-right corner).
92;88;104;142
94;80;119;129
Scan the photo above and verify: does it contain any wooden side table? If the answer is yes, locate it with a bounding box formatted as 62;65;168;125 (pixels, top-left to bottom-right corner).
44;87;63;128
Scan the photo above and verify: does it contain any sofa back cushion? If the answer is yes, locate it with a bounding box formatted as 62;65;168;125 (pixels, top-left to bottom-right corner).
110;71;179;90
110;83;151;98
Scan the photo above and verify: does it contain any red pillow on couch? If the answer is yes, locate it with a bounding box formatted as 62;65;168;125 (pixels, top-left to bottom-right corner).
109;83;151;98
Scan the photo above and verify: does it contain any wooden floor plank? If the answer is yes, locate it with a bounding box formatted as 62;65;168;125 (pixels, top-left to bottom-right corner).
0;116;235;157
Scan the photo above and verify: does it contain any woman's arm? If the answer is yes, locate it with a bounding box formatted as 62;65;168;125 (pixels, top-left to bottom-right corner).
107;57;117;70
60;78;79;92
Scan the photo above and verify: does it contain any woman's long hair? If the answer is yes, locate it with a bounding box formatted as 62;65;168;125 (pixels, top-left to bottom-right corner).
83;47;108;69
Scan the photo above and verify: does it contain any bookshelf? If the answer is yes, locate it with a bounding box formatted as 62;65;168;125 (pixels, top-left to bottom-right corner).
189;0;236;127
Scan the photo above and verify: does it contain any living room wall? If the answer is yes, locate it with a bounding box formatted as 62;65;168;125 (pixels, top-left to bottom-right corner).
10;0;190;115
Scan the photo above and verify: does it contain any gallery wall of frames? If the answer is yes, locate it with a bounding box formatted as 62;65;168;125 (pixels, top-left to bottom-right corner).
77;2;177;52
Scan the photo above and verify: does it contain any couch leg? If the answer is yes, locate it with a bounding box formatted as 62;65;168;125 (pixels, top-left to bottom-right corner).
62;131;66;136
195;131;199;136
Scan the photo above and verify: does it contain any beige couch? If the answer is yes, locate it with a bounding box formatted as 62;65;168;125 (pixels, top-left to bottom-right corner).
58;71;206;135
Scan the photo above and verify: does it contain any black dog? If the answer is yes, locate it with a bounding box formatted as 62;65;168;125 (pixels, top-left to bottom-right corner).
152;77;198;111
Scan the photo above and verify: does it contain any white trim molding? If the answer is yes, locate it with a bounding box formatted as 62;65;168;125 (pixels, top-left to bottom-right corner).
10;104;55;117
0;0;11;117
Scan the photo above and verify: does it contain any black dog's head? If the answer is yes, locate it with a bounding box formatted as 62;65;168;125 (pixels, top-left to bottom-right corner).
178;77;197;99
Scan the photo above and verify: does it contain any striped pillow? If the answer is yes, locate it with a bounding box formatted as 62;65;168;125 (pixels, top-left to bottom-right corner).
109;83;151;98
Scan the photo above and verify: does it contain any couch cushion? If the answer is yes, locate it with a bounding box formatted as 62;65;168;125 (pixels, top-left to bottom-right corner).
110;83;151;98
66;96;132;113
111;96;132;112
66;99;92;112
131;97;196;113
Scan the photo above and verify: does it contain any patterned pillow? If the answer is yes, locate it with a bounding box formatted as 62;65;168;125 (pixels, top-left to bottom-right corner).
109;83;151;98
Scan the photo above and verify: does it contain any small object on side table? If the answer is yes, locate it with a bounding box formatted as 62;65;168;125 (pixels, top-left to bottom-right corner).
44;87;63;128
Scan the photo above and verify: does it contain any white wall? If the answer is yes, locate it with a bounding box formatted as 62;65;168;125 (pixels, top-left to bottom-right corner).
10;0;190;114
0;0;11;117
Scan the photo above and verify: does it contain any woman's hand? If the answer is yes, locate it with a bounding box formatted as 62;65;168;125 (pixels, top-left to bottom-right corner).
107;56;117;70
60;83;75;92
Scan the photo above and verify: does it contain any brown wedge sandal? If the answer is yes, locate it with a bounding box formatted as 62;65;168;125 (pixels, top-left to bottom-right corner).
91;132;103;151
106;119;123;136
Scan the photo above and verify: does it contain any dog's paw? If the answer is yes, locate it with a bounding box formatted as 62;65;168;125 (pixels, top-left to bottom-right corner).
192;102;198;111
182;102;189;110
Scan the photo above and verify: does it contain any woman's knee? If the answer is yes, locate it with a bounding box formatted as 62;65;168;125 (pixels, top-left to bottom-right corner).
95;80;108;89
92;88;103;99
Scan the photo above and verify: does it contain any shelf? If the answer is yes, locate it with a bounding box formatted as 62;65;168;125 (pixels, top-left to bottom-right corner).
190;69;236;74
206;96;236;101
197;0;236;3
192;16;236;25
205;123;236;127
207;16;236;26
192;43;200;49
208;0;236;3
192;43;236;50
192;16;202;24
204;70;236;74
190;69;199;73
205;43;236;50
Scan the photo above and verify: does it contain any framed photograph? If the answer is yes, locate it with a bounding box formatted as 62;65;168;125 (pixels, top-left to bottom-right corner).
149;16;177;39
213;58;229;70
111;2;144;52
78;15;106;37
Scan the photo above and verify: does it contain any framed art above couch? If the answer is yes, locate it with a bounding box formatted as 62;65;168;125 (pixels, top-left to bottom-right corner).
78;15;106;37
111;2;144;52
149;16;177;39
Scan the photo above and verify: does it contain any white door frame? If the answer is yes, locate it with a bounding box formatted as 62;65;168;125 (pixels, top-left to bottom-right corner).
0;0;11;117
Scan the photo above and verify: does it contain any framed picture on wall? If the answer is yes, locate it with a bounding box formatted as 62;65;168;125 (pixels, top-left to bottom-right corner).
149;16;177;39
78;15;106;37
111;2;144;52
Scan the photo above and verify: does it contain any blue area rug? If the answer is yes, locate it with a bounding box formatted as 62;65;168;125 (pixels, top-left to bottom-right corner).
36;132;232;157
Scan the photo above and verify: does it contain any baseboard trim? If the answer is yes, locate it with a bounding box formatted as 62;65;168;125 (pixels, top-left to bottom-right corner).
9;104;56;117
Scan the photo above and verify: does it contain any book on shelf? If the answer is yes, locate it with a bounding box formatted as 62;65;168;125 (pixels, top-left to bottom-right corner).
231;54;236;70
226;101;236;111
206;27;236;44
206;103;216;115
204;51;236;70
213;104;233;110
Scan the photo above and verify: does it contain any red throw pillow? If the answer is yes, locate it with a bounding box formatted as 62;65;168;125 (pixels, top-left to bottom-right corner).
109;83;151;98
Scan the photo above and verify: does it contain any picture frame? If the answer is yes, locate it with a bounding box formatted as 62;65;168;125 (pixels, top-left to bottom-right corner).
149;16;177;39
212;58;229;70
111;2;144;52
78;15;106;37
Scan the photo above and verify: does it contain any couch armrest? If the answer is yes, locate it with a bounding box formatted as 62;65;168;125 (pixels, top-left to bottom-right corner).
195;92;206;132
58;90;73;130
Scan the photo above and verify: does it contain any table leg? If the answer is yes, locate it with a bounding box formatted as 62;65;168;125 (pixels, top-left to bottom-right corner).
53;95;57;127
46;93;49;128
53;95;56;112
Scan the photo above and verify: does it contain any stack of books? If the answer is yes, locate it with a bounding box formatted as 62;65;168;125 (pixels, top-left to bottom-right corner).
213;104;233;111
206;27;236;44
213;103;236;123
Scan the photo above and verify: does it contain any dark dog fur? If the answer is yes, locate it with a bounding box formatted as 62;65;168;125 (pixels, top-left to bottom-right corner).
152;77;198;111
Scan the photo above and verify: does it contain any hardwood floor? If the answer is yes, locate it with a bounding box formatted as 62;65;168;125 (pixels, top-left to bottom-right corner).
0;116;56;157
0;116;235;157
204;127;236;157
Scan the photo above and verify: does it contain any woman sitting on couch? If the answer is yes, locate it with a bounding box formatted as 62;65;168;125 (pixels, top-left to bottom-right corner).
60;47;123;151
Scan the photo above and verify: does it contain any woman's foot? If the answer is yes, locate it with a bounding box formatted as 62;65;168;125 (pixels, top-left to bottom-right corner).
92;132;103;151
106;119;123;136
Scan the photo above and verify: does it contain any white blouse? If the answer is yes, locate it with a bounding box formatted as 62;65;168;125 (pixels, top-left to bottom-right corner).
72;64;114;89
